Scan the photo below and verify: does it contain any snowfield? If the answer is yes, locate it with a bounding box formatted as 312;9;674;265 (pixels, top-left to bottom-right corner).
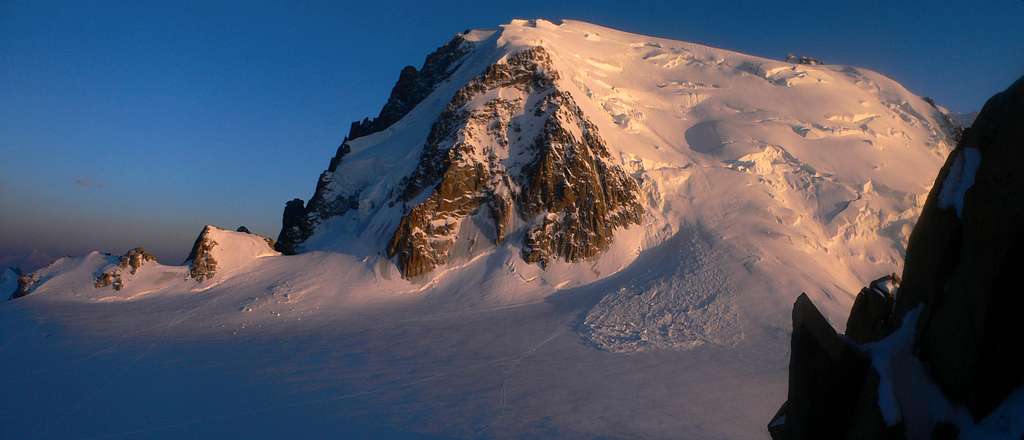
1;19;955;439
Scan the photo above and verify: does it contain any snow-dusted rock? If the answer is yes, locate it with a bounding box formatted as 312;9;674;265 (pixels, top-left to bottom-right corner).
385;46;643;277
94;247;157;291
276;30;493;255
785;53;825;66
186;225;279;282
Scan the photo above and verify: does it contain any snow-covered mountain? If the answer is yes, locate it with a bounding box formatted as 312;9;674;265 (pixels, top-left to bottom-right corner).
2;19;956;439
274;18;954;345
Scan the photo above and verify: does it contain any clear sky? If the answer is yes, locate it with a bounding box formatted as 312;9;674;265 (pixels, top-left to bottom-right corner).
2;0;1022;268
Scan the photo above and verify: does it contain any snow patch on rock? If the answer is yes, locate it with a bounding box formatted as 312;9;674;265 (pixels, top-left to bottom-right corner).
937;147;981;219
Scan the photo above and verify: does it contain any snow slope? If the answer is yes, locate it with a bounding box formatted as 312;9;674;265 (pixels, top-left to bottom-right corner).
1;19;954;439
289;18;952;348
0;267;17;298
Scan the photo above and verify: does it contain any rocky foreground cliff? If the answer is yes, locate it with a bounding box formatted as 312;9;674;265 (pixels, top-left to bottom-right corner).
770;76;1024;439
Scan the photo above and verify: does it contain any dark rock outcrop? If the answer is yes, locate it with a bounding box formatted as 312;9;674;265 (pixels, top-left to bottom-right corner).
347;33;475;141
771;76;1024;438
785;53;824;65
898;76;1024;419
10;273;38;300
94;247;157;290
844;274;899;344
185;226;220;282
121;247;156;273
776;294;873;439
276;198;311;255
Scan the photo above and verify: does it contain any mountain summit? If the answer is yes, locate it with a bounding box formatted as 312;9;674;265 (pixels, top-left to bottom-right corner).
271;18;955;347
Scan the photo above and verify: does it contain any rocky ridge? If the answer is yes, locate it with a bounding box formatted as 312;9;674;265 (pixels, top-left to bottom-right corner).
94;247;158;291
11;272;38;300
276;31;484;255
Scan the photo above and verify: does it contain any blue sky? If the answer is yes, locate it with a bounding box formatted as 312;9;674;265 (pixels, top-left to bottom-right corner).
2;0;1022;267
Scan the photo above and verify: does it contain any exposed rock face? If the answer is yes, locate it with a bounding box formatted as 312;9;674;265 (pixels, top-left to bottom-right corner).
276;198;310;255
784;53;824;65
94;247;157;290
779;294;873;439
185;226;220;282
771;76;1024;438
898;76;1024;419
275;32;479;255
10;273;37;300
348;33;475;140
386;47;643;277
517;92;644;266
844;274;899;344
122;247;156;273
